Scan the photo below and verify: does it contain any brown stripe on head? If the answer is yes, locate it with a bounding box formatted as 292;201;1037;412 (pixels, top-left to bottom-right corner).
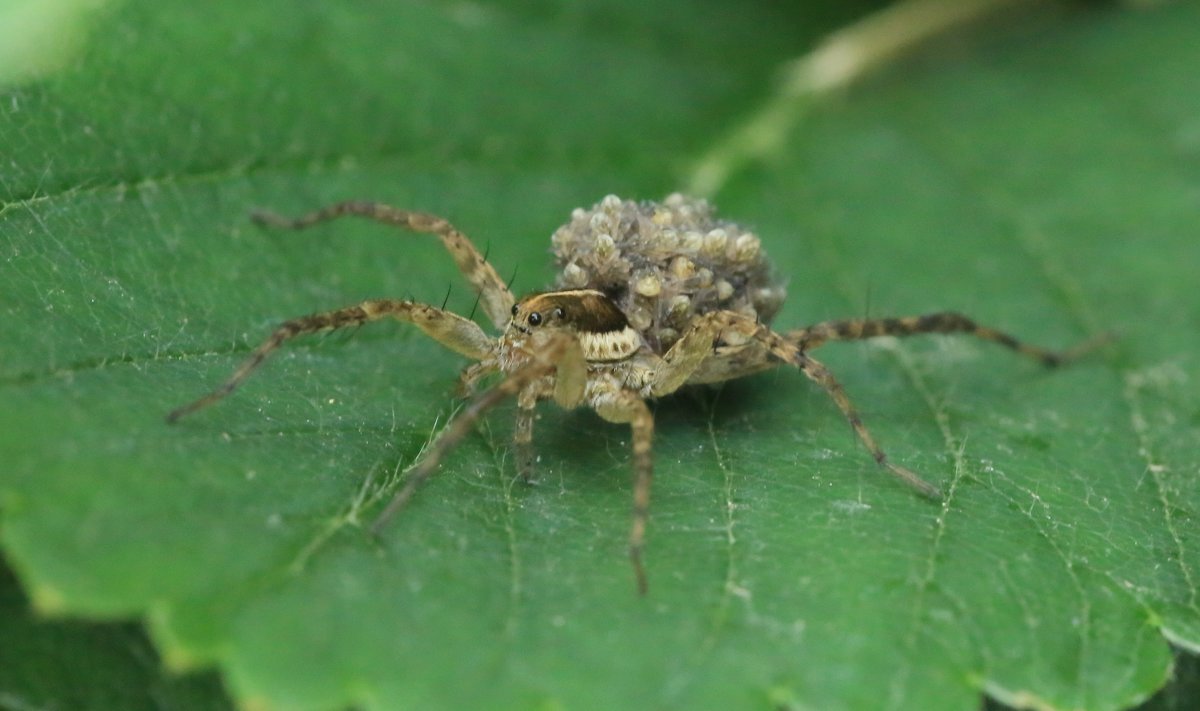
512;289;629;334
510;289;641;362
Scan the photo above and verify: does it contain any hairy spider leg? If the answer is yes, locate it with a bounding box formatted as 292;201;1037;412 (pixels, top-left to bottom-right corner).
455;360;499;398
509;332;587;482
787;312;1111;366
251;201;517;329
601;310;799;593
166;300;492;423
650;310;799;396
797;352;942;498
782;312;1112;498
591;390;654;596
513;392;538;482
370;331;584;533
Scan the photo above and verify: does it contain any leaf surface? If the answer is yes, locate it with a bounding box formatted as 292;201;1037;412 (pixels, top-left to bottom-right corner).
2;2;1198;710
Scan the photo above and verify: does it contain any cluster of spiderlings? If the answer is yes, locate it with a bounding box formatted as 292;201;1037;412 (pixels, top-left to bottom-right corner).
551;194;786;352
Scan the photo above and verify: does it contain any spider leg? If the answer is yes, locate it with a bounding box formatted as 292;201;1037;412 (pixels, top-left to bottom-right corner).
456;360;499;398
646;310;941;498
797;352;941;499
777;313;1111;498
621;310;798;594
167;300;493;423
648;310;797;397
592;389;655;596
251;201;517;329
513;393;537;483
787;313;1110;365
515;333;585;482
371;330;582;533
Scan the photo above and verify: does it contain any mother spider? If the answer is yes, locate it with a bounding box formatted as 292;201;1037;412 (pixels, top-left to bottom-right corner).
169;194;1099;593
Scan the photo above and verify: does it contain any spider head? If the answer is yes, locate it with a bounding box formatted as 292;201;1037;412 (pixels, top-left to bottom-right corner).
507;289;643;362
509;289;626;334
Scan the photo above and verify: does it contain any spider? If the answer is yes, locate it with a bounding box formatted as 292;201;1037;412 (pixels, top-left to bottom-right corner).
168;194;1103;593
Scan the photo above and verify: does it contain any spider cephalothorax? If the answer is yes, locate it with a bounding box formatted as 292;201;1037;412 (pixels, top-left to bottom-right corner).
169;194;1103;593
505;289;640;363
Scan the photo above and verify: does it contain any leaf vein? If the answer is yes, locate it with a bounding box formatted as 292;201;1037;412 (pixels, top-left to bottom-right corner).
1122;367;1199;613
880;341;966;710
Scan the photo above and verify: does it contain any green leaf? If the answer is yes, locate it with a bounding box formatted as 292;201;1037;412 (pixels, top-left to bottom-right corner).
3;2;1198;710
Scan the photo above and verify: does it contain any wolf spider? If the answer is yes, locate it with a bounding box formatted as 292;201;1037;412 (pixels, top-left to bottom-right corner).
168;195;1103;593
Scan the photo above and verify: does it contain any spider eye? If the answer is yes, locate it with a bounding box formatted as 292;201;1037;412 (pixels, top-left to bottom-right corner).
527;311;542;327
553;307;565;319
511;304;519;316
